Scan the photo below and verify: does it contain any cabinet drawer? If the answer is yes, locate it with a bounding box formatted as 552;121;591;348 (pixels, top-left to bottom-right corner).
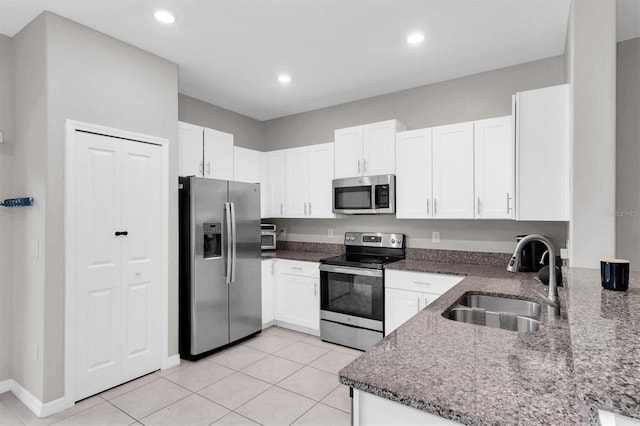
277;260;319;278
385;270;462;295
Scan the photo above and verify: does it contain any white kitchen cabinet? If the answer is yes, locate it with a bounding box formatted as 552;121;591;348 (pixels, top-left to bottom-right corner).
514;84;570;221
285;143;335;218
395;129;433;219
334;119;405;178
234;147;268;218
474;116;514;219
204;128;234;180
385;270;462;335
432;122;475;219
267;150;286;217
178;121;234;180
178;121;204;177
261;259;275;327
274;260;320;334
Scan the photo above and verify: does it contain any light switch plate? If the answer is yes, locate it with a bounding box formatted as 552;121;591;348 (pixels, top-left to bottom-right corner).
432;232;440;243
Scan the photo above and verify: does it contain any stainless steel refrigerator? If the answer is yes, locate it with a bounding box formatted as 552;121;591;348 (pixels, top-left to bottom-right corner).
179;177;262;360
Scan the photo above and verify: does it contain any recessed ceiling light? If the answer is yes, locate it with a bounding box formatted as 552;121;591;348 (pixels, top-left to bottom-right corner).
277;74;292;84
406;32;425;45
154;10;176;24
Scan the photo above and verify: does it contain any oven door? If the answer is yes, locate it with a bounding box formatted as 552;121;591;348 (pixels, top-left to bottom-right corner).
319;264;384;324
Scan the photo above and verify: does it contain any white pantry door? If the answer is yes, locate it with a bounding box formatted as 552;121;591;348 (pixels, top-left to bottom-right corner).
74;130;162;400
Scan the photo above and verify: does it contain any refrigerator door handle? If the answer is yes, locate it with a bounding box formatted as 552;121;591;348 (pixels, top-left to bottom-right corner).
230;202;237;283
225;202;232;284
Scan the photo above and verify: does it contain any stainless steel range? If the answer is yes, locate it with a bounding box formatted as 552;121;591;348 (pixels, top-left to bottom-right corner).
319;232;405;350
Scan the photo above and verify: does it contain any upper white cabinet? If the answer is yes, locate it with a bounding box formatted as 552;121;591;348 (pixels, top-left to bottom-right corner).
432;122;475;219
267;150;286;217
396;129;433;219
514;84;570;221
474;116;514;219
178;122;204;177
204;128;234;180
285;143;335;218
334;119;406;178
178;121;233;180
234;146;267;218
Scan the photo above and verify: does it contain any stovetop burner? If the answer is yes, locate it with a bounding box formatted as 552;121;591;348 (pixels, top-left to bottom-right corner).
320;231;405;269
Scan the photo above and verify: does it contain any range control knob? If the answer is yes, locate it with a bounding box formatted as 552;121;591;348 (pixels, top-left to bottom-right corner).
390;238;396;244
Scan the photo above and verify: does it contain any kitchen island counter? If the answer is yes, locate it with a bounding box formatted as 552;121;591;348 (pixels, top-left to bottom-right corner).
340;265;640;425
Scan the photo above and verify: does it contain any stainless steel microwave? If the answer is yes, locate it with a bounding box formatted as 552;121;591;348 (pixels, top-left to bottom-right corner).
261;224;277;250
332;174;395;214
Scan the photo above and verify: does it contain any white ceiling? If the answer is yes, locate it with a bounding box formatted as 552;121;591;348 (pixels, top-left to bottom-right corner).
0;0;637;121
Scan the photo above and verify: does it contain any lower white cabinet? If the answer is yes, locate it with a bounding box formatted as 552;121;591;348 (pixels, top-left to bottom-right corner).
261;259;275;327
385;270;462;335
262;259;320;334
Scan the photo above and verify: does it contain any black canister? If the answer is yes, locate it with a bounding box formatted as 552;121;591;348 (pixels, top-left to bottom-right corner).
600;258;630;291
516;235;548;272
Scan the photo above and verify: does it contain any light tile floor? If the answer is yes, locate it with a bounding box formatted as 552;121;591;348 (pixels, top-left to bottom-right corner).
0;327;359;426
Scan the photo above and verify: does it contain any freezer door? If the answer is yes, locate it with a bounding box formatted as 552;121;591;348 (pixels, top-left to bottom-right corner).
228;181;262;342
190;178;230;354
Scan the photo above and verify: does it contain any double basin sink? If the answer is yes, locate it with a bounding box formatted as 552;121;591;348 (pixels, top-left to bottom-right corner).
445;293;542;332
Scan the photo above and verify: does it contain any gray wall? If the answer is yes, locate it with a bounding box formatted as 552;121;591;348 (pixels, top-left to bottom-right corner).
566;0;617;267
11;13;48;400
11;12;179;402
262;56;565;150
0;34;14;382
616;37;640;269
261;56;568;252
178;94;263;151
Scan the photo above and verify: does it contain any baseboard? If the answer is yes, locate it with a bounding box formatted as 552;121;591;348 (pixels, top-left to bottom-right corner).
162;354;180;370
0;378;12;394
262;320;276;329
275;321;320;337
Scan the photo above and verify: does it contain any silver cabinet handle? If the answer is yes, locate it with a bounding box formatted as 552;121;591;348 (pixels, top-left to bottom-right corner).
477;197;481;215
291;267;303;270
304;202;308;215
206;161;211;176
314;282;318;297
363;159;367;174
199;160;204;176
417;296;422;310
413;281;432;286
308;202;312;216
434;199;437;216
280;202;283;216
507;193;513;214
426;199;430;215
357;160;361;175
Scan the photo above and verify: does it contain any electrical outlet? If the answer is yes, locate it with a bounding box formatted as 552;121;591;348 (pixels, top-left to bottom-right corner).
281;228;287;238
328;228;334;238
432;232;440;243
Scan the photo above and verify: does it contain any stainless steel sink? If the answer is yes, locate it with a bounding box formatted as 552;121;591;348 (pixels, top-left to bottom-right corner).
444;293;542;332
458;294;541;320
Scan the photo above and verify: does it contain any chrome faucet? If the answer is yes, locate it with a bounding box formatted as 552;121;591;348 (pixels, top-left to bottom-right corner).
507;234;560;316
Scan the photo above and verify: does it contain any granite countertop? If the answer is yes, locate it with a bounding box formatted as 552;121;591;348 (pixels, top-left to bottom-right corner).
339;264;640;425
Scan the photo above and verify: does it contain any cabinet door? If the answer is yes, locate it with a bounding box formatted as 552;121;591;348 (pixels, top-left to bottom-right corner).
515;84;570;221
178;121;203;177
234;146;261;183
261;260;274;326
385;288;421;335
432;122;474;219
334;125;363;178
275;274;319;331
363;120;405;176
267;150;286;217
204;128;234;180
396;129;432;219
474;116;514;219
285;147;310;218
308;143;335;218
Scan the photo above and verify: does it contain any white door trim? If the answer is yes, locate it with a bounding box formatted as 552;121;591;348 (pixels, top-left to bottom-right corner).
64;120;170;409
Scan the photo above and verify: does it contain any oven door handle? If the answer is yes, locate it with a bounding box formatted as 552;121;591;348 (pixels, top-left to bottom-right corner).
319;264;383;277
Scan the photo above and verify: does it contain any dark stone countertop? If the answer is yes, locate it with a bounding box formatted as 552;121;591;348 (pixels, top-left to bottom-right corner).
339;264;640;425
261;249;330;263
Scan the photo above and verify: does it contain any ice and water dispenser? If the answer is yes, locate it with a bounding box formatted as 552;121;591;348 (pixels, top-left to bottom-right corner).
203;222;222;259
